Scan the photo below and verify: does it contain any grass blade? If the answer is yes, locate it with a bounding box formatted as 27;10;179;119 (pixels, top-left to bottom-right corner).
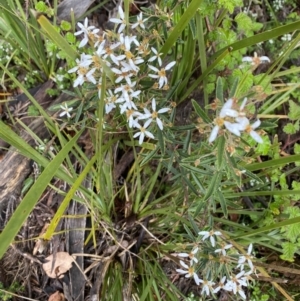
0;130;83;259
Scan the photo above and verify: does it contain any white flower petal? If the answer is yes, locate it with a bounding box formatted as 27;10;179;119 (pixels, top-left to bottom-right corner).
193;273;201;285
177;253;189;258
158;108;170;114
251;119;261;129
176;269;188;275
156;118;163;130
237;287;246;299
165;61;176;70
236;116;249;130
118;5;124;19
148;65;159;72
260;56;270;63
208;125;219;143
145;130;154;139
224;121;241;136
109;18;123;24
179;260;189;269
242;57;253;63
250;130;263;143
240;97;248;111
223;108;239;117
220;98;234;117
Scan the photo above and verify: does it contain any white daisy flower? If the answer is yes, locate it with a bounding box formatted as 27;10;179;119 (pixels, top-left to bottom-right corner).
75;18;99;48
176;260;201;285
242;52;270;66
138;98;170;130
148;61;176;88
148;47;163;66
198;230;222;247
110;6;127;34
131;12;147;29
208;98;240;143
59;103;73;118
198;279;215;296
215;243;233;256
236;117;263;144
133;119;154;145
237;244;254;271
178;247;199;265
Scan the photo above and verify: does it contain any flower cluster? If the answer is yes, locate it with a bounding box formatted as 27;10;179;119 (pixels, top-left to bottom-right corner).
66;6;175;145
175;230;255;299
281;34;292;42
272;0;285;11
208;97;263;144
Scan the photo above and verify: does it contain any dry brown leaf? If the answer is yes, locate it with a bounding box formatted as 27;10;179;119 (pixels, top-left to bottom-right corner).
43;252;75;278
48;291;65;301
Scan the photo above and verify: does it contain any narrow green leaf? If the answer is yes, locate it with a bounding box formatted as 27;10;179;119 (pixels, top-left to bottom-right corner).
212;20;300;60
246;154;300;171
183;130;191;152
160;0;204;57
139;162;162;211
191;172;205;193
189;18;196;39
182;174;199;196
0;120;75;185
191;99;211;123
0;130;82;259
44;150;101;240
140;148;158;166
166;79;182;101
216;77;224;102
171;124;196;131
194;198;207;218
37;14;77;60
229;77;239;98
180;163;211;175
234;216;300;239
157;129;165;154
188;214;200;234
224;190;300;198
217;189;228;218
184;224;195;240
180;48;230;103
243;169;264;184
217;136;225;170
203;172;219;202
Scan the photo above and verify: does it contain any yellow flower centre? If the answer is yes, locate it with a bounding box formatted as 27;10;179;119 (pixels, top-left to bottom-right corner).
78;67;88;75
151;111;158;118
105;47;113;55
215;117;224;127
126;109;134;119
125;50;134;60
245;125;252;133
97;35;104;43
92;56;101;68
188;266;194;276
252;57;261;65
158;69;166;77
124;84;131;92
